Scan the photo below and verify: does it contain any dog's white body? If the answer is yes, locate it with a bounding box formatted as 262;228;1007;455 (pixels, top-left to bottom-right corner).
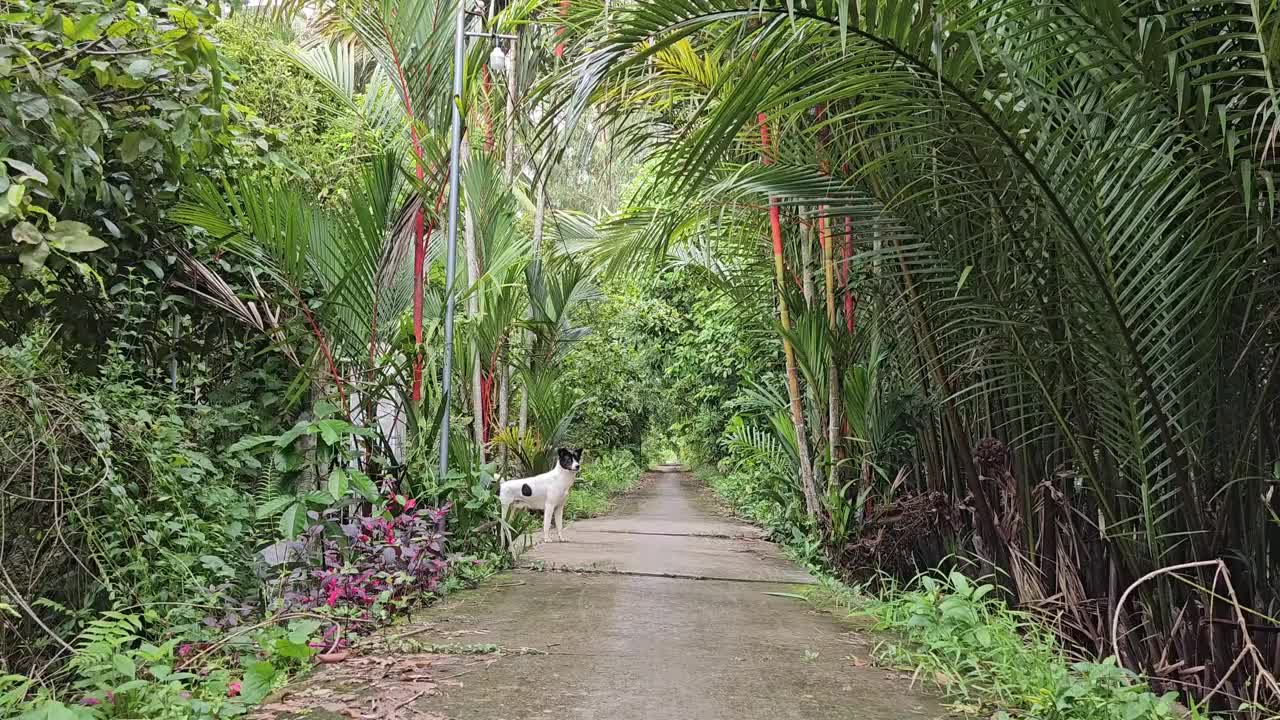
498;450;581;546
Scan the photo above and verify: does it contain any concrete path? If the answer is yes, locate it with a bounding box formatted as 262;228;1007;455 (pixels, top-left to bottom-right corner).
255;467;945;720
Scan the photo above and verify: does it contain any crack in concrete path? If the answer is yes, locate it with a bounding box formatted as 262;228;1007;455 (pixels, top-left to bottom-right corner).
569;528;752;539
517;563;819;585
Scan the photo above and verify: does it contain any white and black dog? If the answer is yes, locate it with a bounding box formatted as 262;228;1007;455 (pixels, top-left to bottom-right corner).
498;447;582;547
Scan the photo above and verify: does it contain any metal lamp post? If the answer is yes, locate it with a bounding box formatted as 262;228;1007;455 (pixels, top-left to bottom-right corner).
438;3;516;478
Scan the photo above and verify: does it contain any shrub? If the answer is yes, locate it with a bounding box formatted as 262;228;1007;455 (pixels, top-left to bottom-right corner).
0;0;278;359
867;572;1189;720
213;15;373;205
274;502;451;621
0;332;259;672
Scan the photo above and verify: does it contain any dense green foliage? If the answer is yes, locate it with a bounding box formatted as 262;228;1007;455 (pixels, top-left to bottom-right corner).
213;15;375;203
543;0;1280;712
560;278;678;452
0;0;655;715
0;0;278;359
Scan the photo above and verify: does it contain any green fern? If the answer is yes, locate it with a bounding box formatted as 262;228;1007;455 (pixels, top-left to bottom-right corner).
67;612;143;684
252;464;286;544
724;414;793;476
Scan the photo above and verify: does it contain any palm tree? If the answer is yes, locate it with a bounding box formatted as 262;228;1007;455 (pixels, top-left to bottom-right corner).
174;150;434;460
539;0;1280;709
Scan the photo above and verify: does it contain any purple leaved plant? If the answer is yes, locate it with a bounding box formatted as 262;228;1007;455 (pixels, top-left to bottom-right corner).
279;499;451;616
203;498;451;641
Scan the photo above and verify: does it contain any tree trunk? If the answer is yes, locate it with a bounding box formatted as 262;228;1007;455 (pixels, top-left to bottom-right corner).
759;113;819;520
519;172;548;436
499;36;518;470
800;214;822;455
800;216;815;306
820;210;840;498
842;216;855;334
497;355;510;470
504;38;518;181
463;145;486;465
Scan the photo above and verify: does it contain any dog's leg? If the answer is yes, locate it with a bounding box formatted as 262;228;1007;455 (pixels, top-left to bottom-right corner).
541;504;552;544
499;501;510;552
554;501;566;542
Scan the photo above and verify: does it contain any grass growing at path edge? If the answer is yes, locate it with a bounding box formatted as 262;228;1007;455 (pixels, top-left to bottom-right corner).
805;574;1222;720
691;464;1226;719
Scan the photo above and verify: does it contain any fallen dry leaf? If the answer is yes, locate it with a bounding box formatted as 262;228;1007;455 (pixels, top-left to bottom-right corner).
248;651;471;719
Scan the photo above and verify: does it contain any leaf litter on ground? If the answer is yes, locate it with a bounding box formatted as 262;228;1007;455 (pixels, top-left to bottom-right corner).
248;652;492;720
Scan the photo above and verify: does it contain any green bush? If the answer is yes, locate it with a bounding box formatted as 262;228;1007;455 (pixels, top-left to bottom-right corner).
863;573;1195;720
0;332;259;663
213;15;373;204
0;0;279;358
564;449;643;519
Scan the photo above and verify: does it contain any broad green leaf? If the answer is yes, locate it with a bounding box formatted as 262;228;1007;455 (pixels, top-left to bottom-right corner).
125;58;153;79
111;653;136;678
273;637;315;660
12;221;42;245
239;661;278;704
4;159;47;185
62;14;100;42
106;19;136;37
327;468;349;502
272;423;310;449
279;502;307;538
314;419;354;446
46;221;106;253
18;243;50;275
227;434;277;453
254;495;294;519
304;490;334;507
14;92;49;121
119;132;158;163
287;619;322;644
312;400;339;419
347;469;380;503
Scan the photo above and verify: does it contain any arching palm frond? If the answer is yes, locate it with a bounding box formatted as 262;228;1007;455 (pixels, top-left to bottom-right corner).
538;0;1280;697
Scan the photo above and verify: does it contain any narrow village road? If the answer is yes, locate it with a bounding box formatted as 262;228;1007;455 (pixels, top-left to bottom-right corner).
256;467;944;719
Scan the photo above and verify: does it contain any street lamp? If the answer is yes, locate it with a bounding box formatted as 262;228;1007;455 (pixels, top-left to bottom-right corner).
488;45;508;75
438;6;516;478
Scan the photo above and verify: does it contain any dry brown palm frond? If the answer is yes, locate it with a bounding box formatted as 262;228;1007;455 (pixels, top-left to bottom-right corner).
174;250;301;365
